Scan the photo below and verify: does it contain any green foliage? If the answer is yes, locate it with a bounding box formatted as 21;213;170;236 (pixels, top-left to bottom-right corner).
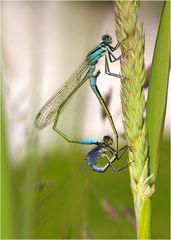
10;138;169;239
1;2;170;239
146;1;170;181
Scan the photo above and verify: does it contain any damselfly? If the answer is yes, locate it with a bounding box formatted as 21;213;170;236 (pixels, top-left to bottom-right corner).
86;135;129;173
35;35;127;172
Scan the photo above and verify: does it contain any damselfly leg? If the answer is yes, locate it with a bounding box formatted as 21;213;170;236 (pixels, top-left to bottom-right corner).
89;71;118;152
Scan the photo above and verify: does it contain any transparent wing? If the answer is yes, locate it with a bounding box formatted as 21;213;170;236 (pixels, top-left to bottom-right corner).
34;60;89;129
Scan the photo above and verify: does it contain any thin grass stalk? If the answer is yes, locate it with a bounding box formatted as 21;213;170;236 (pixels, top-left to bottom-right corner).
1;94;15;238
114;1;155;238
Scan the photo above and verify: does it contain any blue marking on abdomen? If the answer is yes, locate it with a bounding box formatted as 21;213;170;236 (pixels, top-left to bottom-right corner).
90;77;97;86
91;165;105;173
90;76;102;99
79;139;99;145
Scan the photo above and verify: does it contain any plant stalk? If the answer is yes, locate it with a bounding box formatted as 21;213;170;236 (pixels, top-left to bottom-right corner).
114;1;155;238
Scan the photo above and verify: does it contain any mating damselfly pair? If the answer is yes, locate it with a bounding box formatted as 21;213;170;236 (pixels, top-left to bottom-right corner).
35;35;130;173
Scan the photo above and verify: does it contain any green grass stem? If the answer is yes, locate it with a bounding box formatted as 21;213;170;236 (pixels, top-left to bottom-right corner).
146;1;170;181
114;1;157;238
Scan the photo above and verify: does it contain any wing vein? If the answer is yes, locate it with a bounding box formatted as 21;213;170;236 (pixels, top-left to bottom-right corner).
34;60;89;129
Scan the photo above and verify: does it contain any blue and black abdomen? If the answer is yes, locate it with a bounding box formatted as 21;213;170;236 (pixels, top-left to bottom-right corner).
86;146;109;173
86;146;107;166
86;146;102;165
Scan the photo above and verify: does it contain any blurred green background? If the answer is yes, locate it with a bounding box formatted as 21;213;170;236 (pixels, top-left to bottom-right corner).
2;131;170;239
1;1;170;239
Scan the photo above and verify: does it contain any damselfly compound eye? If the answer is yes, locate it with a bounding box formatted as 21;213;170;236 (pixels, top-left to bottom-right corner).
103;135;113;145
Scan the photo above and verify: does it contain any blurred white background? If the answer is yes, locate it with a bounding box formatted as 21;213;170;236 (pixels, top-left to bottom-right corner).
2;1;170;160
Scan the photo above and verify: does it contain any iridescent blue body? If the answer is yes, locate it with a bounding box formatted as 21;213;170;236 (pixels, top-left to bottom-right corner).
87;146;105;164
86;146;109;173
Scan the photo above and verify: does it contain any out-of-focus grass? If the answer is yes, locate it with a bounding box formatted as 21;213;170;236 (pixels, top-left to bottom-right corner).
1;98;15;238
11;136;169;239
152;136;170;239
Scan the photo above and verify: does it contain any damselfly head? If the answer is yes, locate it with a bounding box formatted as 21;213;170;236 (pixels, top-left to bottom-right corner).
102;35;112;45
103;135;113;146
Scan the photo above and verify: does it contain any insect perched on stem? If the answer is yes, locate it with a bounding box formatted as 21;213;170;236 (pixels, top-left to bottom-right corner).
86;135;129;173
35;35;128;173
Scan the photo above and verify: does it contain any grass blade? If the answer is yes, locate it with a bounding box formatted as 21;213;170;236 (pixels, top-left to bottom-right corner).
146;1;170;181
1;95;15;238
